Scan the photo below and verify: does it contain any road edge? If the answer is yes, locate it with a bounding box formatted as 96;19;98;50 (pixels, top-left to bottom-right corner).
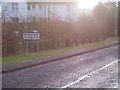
2;42;118;74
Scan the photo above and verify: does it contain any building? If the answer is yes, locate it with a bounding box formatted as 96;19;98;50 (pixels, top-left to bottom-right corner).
26;1;80;21
2;0;28;22
2;0;94;22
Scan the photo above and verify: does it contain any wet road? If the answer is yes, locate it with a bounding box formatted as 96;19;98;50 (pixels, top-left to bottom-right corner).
2;45;118;88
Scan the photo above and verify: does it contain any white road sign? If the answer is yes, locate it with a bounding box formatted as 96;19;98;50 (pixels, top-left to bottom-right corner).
23;33;40;40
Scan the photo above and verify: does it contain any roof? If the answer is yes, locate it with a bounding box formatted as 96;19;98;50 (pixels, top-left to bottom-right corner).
2;0;78;2
27;0;79;2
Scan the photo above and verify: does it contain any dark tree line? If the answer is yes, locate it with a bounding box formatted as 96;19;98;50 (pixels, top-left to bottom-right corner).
2;2;116;56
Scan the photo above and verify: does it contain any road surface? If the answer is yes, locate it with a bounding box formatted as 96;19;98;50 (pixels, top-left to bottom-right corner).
2;45;119;88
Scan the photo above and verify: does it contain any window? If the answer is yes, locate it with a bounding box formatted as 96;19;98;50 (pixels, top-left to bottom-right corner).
47;5;51;14
12;3;18;11
28;5;31;10
32;5;35;9
48;9;50;14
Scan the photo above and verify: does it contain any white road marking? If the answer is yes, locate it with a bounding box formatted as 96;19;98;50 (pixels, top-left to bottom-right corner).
62;59;119;88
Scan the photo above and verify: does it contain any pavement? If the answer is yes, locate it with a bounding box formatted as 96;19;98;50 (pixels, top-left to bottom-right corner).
2;39;118;73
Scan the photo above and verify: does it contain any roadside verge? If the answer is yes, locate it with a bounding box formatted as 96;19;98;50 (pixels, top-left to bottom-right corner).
2;39;118;73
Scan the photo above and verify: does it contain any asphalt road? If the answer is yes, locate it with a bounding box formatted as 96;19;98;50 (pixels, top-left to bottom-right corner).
2;45;119;88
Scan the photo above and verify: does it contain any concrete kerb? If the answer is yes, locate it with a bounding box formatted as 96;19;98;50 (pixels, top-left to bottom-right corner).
2;42;118;74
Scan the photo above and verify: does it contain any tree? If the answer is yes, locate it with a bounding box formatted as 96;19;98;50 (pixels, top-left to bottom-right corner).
93;2;115;38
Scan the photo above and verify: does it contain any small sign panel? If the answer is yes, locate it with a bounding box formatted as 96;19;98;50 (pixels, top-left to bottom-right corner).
23;33;40;40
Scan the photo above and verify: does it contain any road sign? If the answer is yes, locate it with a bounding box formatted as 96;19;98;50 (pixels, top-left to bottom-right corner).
23;32;40;56
23;33;40;40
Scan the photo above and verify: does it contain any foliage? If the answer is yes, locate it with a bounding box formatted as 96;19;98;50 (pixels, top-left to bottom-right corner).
2;2;116;57
2;37;115;64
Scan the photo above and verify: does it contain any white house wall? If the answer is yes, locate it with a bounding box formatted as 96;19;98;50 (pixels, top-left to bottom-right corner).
2;1;87;22
18;2;28;21
27;2;80;21
53;4;69;20
2;0;28;22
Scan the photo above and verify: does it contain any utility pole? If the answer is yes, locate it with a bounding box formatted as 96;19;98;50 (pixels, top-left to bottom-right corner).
115;1;118;38
24;26;29;55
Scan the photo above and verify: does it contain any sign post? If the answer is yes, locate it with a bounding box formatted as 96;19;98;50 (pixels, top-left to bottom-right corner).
36;40;39;56
25;39;29;55
23;31;40;56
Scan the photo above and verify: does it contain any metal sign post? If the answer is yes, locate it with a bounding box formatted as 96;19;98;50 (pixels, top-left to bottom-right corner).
36;40;39;56
23;31;40;56
25;39;29;55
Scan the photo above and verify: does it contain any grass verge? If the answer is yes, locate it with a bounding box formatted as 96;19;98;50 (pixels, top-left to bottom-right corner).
2;37;117;64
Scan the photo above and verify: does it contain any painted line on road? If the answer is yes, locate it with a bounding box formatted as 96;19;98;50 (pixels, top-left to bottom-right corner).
62;59;119;88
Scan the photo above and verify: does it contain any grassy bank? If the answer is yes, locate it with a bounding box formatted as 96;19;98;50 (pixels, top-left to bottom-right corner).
2;37;117;64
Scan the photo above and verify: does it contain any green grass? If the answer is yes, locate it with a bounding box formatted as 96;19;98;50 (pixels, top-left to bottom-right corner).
2;37;117;64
